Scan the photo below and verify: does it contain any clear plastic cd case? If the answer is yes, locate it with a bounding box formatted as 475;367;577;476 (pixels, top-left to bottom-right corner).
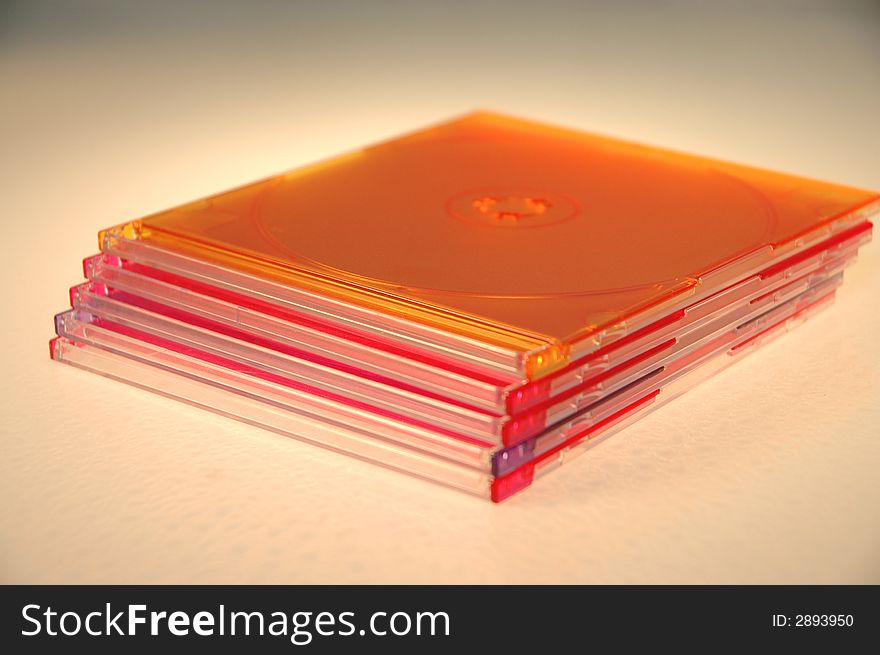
69;259;846;445
53;284;839;501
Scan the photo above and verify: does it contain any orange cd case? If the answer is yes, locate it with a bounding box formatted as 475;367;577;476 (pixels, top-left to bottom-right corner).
100;112;879;379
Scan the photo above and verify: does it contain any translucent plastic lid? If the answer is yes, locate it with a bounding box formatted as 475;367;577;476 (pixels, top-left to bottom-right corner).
101;111;879;378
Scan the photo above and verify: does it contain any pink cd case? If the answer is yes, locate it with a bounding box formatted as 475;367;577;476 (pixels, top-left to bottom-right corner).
53;283;839;501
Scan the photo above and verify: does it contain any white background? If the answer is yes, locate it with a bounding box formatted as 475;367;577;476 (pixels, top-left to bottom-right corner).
1;0;878;583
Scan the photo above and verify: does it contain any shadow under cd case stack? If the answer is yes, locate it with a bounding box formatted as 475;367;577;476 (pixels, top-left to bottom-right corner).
50;112;877;502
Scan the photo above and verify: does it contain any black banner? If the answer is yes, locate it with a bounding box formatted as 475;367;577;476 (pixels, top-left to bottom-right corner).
1;586;876;652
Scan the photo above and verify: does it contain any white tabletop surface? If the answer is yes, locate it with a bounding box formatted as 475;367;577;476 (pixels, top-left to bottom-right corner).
2;1;878;583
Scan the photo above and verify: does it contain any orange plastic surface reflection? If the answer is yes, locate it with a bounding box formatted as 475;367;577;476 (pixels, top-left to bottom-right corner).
112;112;878;377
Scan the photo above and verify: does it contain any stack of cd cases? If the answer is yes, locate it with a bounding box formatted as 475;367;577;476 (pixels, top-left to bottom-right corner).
50;112;878;502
